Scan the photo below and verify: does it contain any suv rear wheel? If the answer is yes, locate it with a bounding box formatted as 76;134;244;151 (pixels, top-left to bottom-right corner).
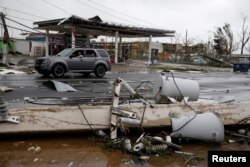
95;65;106;78
52;64;65;78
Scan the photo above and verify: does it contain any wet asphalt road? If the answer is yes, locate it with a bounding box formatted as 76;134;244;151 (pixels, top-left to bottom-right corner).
1;70;250;109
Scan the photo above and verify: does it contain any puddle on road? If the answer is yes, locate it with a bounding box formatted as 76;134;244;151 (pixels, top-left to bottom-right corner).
0;134;249;167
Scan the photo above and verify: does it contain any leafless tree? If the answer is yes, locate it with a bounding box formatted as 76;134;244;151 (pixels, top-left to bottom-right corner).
239;15;250;55
213;23;238;59
174;33;182;62
247;42;250;53
183;29;194;55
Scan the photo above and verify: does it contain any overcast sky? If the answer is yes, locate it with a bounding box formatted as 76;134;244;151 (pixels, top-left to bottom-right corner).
0;0;250;47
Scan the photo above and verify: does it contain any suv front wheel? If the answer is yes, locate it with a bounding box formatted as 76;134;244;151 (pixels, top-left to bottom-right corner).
52;64;65;78
95;65;106;78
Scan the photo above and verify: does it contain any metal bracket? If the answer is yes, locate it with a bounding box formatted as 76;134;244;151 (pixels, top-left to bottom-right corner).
0;115;20;124
112;108;136;119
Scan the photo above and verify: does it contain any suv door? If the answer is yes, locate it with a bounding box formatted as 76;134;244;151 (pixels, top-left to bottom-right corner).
81;49;98;71
65;49;84;71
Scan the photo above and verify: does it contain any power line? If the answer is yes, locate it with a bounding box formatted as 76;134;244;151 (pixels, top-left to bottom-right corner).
15;0;53;18
7;14;35;22
76;0;142;27
87;0;162;29
5;16;42;33
43;0;72;15
0;5;49;20
0;22;34;33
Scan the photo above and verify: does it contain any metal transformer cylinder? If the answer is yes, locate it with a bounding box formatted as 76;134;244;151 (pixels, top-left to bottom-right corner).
170;112;224;143
153;74;199;103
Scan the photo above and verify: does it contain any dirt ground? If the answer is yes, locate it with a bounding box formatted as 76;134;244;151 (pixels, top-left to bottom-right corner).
0;132;249;167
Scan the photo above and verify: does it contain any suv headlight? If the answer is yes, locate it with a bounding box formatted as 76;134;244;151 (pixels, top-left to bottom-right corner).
42;59;50;64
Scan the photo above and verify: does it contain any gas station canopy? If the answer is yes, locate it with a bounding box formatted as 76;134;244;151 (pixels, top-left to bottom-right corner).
33;15;175;38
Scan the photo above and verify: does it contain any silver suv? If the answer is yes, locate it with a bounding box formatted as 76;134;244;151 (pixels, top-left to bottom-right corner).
34;48;111;78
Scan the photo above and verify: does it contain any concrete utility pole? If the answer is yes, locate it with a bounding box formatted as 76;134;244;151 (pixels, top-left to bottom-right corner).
0;12;11;64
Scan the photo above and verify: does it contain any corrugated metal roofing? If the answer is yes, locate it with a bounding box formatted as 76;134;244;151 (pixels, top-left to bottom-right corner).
34;15;175;37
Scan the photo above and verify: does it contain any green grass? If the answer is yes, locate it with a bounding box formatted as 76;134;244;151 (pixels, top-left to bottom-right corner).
149;65;208;72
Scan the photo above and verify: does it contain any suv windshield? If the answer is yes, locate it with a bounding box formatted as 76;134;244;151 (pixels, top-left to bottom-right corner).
56;48;72;57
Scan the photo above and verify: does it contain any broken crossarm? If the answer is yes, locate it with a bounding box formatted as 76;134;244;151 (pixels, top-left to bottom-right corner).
110;78;153;139
118;77;153;108
118;77;141;99
112;108;136;118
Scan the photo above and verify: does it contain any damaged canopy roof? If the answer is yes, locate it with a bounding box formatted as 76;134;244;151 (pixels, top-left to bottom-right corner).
33;15;175;37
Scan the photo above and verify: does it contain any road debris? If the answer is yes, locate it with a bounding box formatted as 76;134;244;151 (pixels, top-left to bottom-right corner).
33;146;42;154
133;142;144;152
67;161;74;167
61;144;71;147
43;80;77;92
27;145;42;154
24;95;116;105
13;141;25;147
0;86;14;92
123;138;132;151
50;159;58;164
27;146;35;152
0;69;25;75
33;158;39;162
225;130;250;140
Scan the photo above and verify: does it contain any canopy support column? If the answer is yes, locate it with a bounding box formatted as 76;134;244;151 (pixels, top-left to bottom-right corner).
71;26;76;48
148;35;152;64
114;31;119;64
45;29;49;57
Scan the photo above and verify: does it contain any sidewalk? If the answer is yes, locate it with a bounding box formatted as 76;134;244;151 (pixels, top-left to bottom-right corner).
111;60;150;73
111;60;232;73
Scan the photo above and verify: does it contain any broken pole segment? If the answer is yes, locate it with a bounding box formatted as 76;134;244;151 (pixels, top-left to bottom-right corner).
110;78;121;139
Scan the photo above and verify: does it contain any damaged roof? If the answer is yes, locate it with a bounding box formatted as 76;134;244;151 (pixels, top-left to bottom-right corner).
33;15;175;37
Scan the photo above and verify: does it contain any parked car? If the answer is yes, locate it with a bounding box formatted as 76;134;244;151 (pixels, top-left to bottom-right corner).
34;48;111;78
